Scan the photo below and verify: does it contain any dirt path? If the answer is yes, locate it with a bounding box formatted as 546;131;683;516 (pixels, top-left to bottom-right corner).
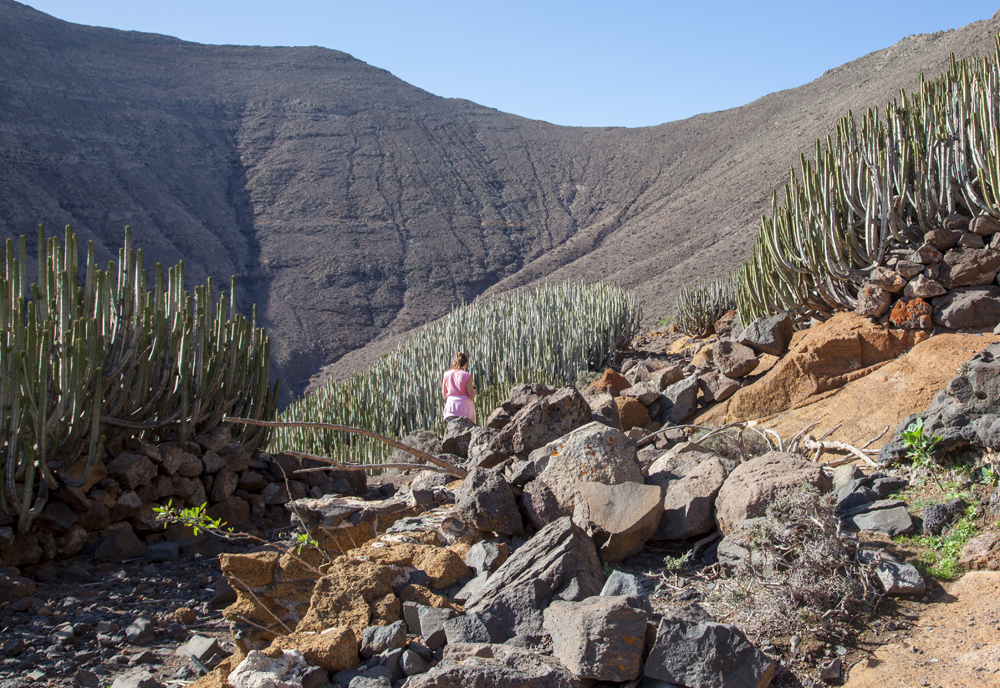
845;571;1000;688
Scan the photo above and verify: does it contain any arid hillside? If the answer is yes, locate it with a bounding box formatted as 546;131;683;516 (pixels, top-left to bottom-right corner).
2;0;999;398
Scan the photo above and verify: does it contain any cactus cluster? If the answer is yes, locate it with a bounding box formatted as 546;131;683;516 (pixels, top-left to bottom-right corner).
675;273;741;336
1;226;278;530
273;282;642;465
679;36;1000;328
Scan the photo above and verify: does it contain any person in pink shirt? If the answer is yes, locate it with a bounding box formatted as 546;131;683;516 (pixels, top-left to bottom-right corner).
442;352;476;422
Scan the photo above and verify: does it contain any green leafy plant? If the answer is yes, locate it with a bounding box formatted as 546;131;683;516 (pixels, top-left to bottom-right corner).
660;554;687;572
901;418;942;468
655;314;675;329
900;417;946;490
153;499;321;556
981;463;999;486
152;500;228;536
897;505;979;581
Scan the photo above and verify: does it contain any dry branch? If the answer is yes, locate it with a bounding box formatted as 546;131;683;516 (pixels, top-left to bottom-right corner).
224;416;468;478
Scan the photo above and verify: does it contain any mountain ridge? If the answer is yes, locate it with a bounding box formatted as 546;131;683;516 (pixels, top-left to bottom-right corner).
3;0;999;400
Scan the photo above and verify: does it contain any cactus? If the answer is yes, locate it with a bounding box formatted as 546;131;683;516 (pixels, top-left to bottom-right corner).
676;273;740;336
272;282;642;465
0;226;278;530
679;36;1000;328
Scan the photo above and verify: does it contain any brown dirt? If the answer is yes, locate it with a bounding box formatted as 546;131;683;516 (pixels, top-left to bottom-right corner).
844;571;1000;688
690;330;1000;452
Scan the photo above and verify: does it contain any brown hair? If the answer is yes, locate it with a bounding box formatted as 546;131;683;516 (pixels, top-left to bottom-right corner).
451;352;469;370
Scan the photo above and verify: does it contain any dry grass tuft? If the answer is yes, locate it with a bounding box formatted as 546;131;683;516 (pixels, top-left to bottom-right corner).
708;486;878;642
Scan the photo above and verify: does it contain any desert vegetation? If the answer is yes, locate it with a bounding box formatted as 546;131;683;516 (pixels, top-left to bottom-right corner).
272;282;642;465
676;37;1000;332
0;227;278;531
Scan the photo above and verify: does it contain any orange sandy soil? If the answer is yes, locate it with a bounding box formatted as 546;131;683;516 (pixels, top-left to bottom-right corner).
844;571;1000;688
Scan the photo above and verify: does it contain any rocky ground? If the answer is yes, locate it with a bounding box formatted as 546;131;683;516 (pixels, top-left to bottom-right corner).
5;310;1000;688
0;545;246;687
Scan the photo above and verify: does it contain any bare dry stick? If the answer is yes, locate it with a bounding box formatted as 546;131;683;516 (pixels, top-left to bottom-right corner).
817;422;845;442
223;416;468;478
293;463;453;475
788;422;820;454
283;450;346;468
808;438;879;467
859;426;889;449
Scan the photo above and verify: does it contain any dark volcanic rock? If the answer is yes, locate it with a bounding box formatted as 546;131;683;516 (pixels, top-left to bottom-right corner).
463;516;603;638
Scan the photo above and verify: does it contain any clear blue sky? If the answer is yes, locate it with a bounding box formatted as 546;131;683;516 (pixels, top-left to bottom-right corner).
21;1;1000;128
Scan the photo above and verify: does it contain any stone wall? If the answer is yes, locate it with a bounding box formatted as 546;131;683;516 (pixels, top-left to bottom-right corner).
0;426;367;569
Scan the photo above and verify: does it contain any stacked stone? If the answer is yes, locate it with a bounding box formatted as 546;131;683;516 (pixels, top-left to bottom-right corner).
857;213;1000;331
0;426;367;569
585;311;794;435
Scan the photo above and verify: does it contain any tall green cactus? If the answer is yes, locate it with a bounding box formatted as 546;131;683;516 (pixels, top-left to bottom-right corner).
676;273;741;336
0;226;279;531
680;35;1000;328
273;282;642;466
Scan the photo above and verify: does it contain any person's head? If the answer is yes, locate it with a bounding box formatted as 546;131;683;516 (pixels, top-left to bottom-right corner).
451;352;469;370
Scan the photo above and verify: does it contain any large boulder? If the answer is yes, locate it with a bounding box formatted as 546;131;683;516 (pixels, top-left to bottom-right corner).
614;395;652;431
572;481;663;563
660;374;700;424
95;523;147;563
403;643;580;688
508;383;555;406
738;313;793;356
454;467;523;535
536;422;643;511
698;371;740;404
936;247;1000;289
855;283;893;318
519;478;567;530
759;332;999;460
621;381;661;405
869;266;907;293
543;595;647;682
649;453;728;540
932;286;1000;329
442;417;476;458
587;369;630;396
390;431;443;466
644;604;775;688
585;392;622;430
490;387;591;456
466;427;506;469
714;452;831;534
651;365;685;390
463;516;603;638
726;312;912;423
269;627;359;673
105;453;157;490
713;341;759;378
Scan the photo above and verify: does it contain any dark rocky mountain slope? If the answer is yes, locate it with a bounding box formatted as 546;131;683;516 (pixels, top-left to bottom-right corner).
2;0;999;399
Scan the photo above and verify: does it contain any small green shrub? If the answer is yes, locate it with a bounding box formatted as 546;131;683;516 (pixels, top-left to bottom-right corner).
655;314;675;329
896;505;979;581
901;418;942;469
980;463;999;486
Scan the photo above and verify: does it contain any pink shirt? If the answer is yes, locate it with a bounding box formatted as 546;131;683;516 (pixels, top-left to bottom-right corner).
442;369;472;397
